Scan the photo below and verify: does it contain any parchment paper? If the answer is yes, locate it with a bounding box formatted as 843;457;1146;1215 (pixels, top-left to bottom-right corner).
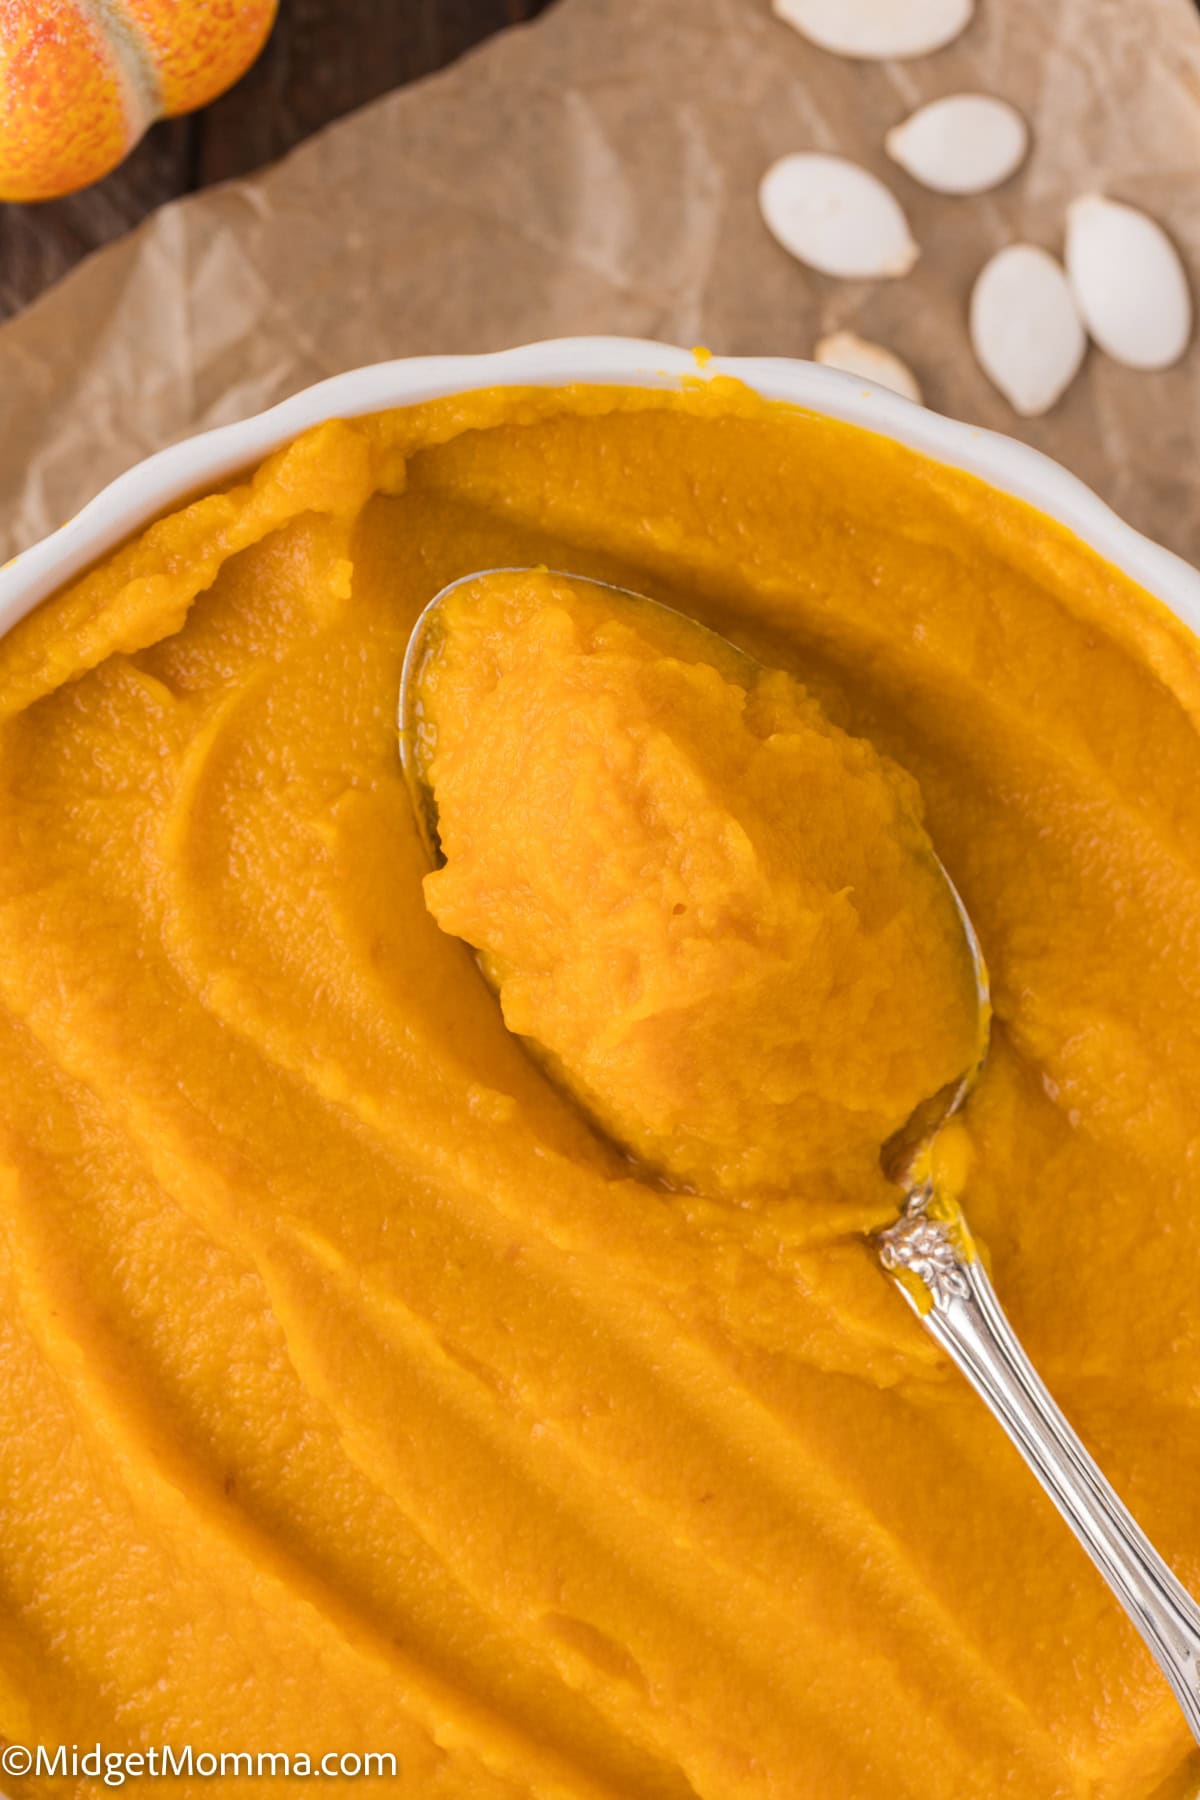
2;0;1199;566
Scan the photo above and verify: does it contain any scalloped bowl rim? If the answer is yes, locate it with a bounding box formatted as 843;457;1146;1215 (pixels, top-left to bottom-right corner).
2;333;1199;649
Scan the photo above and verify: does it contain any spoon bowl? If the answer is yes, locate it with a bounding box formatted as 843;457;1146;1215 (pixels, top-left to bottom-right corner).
400;567;992;1185
400;567;1200;1745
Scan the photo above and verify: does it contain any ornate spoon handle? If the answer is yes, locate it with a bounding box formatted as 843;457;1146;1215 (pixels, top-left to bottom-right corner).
878;1192;1200;1743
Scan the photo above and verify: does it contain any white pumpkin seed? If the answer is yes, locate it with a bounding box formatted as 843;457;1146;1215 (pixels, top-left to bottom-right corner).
759;154;919;281
886;94;1028;196
969;245;1086;417
773;0;974;59
814;331;923;402
1065;195;1192;372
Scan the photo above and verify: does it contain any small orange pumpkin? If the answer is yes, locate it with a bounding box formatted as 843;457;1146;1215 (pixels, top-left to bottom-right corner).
0;0;279;203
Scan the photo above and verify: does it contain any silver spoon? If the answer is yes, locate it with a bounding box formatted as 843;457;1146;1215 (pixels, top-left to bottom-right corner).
400;568;1200;1743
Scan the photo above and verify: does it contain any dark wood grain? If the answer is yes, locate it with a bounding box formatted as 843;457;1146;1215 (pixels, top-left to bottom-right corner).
0;116;197;322
0;0;556;324
196;0;554;185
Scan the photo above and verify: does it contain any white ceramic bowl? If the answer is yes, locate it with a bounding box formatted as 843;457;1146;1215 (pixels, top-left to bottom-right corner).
2;332;1199;1799
2;343;1200;1787
2;336;1200;642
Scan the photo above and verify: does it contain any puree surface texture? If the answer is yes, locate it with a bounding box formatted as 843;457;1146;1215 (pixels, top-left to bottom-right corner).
416;568;982;1199
0;381;1199;1800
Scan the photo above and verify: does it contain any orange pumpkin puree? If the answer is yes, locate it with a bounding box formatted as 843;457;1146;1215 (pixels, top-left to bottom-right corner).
416;568;981;1201
0;380;1199;1800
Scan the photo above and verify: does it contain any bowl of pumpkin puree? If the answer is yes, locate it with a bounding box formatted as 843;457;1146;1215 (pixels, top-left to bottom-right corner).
1;339;1200;1800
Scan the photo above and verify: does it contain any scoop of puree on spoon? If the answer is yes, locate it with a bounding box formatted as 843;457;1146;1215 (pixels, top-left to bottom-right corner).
399;565;1200;1742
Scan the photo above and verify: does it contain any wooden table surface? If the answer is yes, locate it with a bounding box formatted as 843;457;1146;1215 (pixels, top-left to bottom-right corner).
0;0;556;324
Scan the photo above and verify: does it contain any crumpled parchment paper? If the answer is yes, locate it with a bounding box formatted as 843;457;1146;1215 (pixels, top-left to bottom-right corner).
2;0;1198;566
